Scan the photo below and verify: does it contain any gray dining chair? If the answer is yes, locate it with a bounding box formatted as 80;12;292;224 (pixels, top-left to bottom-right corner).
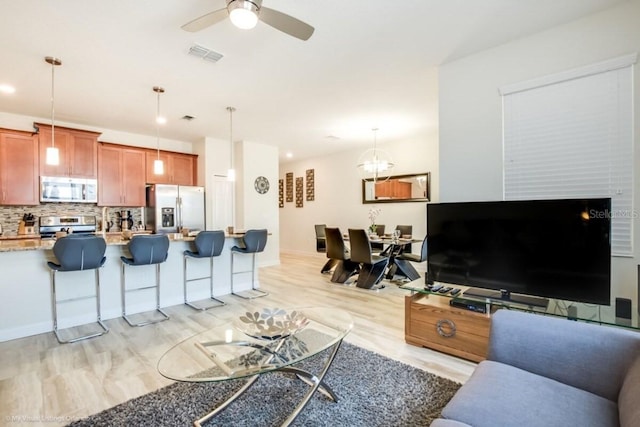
394;235;427;281
348;228;389;289
120;234;170;326
47;234;108;343
183;230;226;310
230;229;269;299
324;227;359;284
315;224;338;273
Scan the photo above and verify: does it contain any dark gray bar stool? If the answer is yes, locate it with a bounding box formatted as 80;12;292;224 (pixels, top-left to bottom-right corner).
230;229;268;299
120;234;170;326
183;230;226;310
47;234;108;344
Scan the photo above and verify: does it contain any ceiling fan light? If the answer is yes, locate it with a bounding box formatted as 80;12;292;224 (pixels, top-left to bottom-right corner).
229;1;259;29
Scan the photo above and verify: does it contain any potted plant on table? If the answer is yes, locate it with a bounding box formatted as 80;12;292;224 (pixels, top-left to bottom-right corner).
368;207;382;236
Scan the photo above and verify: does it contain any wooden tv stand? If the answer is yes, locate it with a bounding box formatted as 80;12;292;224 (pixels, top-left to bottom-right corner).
404;292;492;362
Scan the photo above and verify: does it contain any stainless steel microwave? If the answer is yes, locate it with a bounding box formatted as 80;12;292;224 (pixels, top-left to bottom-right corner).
40;176;98;203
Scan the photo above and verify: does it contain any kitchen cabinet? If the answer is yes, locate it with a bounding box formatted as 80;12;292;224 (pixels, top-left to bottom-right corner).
37;123;99;178
0;128;40;205
145;150;197;185
98;143;146;207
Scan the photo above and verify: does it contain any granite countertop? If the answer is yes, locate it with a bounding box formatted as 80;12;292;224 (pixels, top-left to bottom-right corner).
0;232;245;252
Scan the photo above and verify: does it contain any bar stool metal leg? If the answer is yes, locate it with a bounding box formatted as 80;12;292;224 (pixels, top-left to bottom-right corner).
121;263;170;327
51;268;109;344
183;255;225;310
230;251;269;299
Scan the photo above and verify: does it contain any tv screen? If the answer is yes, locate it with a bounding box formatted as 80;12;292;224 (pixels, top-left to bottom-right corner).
426;199;611;306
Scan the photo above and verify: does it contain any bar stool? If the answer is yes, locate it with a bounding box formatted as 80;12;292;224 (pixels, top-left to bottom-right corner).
47;234;108;344
120;234;170;327
230;229;268;299
183;230;226;310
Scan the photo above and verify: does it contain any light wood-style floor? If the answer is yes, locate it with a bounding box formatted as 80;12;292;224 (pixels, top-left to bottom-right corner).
0;252;476;427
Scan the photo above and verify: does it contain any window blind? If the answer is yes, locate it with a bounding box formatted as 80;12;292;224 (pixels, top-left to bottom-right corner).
502;59;634;256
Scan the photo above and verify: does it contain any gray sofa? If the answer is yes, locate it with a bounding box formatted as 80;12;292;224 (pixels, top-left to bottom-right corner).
432;309;640;427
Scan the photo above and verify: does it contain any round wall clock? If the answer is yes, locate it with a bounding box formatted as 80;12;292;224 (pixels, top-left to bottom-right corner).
254;176;270;194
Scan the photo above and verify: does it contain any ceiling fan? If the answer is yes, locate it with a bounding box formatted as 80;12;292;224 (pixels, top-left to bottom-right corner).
182;0;314;41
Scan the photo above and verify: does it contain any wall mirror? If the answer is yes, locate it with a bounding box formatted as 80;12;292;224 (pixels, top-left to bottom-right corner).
362;172;430;204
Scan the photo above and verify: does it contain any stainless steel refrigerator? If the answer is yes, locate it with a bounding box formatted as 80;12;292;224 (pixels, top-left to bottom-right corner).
145;184;205;233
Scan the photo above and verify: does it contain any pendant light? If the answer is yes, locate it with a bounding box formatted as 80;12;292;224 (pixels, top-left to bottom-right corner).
357;128;394;182
45;56;62;166
153;86;165;175
226;106;236;182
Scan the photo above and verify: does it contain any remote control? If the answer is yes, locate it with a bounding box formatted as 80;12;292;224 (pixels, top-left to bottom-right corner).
438;286;453;294
424;284;434;291
430;284;443;292
450;288;461;296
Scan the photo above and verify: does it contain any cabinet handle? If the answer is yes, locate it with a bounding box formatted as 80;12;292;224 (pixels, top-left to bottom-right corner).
436;319;456;338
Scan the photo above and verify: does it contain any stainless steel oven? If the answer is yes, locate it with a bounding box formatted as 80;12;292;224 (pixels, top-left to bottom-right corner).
40;176;97;203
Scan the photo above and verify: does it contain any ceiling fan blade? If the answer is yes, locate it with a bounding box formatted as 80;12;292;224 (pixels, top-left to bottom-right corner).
260;7;314;41
181;8;228;32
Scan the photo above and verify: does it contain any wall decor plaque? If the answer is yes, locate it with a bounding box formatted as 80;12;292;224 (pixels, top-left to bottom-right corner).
295;177;304;208
286;172;293;202
278;179;284;208
306;169;315;201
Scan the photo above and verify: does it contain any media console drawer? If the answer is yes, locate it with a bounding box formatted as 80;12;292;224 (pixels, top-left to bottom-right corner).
405;293;491;362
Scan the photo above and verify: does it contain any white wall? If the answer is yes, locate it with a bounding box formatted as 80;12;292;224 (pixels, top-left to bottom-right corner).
279;132;439;255
439;1;640;304
237;141;280;266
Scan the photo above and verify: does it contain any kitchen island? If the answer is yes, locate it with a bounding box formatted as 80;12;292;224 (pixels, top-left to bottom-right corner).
0;233;259;342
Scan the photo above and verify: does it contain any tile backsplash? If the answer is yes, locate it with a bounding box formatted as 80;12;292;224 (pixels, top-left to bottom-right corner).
0;204;144;234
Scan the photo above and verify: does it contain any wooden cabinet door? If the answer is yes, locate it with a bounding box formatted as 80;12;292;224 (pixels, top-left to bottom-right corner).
171;153;195;186
39;126;71;177
0;129;40;205
121;147;146;206
69;130;98;178
97;144;123;206
38;124;98;178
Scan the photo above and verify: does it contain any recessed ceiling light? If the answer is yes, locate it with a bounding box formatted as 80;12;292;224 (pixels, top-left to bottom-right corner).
286;152;293;158
0;84;16;94
325;135;340;140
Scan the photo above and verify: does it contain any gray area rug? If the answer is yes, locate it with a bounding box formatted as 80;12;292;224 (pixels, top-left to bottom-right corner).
68;342;460;427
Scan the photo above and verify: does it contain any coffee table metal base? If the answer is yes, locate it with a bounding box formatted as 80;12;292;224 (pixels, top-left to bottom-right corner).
193;340;344;427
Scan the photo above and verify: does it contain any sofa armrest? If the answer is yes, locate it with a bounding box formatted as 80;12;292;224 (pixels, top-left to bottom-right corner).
488;309;640;401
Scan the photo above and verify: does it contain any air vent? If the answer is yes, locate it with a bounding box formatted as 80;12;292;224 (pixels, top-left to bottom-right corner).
182;115;195;121
188;44;223;63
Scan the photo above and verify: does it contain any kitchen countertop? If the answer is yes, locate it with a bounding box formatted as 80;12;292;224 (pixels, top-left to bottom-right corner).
0;232;247;252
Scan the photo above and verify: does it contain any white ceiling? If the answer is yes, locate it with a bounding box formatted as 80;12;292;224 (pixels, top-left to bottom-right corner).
0;0;627;162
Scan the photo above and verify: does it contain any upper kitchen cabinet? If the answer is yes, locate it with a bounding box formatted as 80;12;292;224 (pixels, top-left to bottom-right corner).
145;150;197;186
0;128;40;205
98;143;146;207
37;123;99;178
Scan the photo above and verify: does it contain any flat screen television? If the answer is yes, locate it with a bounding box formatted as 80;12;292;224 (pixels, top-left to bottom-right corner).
426;198;611;306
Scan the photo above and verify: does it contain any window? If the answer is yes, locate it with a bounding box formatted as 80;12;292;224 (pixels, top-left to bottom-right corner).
501;54;635;256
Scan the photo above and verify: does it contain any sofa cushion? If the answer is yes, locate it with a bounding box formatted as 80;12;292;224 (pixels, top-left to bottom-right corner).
441;361;618;427
619;354;640;427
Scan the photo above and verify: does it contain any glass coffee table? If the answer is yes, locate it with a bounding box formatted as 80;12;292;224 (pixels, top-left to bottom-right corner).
157;307;353;426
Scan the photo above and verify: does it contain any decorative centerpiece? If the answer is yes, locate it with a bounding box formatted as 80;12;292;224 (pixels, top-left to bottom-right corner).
235;308;309;341
368;206;382;235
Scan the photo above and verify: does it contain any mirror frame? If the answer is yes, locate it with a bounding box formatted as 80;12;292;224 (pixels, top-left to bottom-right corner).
361;172;431;204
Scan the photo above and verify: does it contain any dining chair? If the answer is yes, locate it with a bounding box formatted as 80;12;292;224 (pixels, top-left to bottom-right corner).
183;230;226;310
348;228;389;289
395;225;414;252
324;227;358;283
315;224;338;273
230;229;269;299
393;235;427;281
371;224;386;252
47;234;108;343
120;234;171;327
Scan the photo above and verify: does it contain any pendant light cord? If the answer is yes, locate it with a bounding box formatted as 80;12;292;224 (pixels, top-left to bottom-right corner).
156;89;161;160
50;61;56;149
